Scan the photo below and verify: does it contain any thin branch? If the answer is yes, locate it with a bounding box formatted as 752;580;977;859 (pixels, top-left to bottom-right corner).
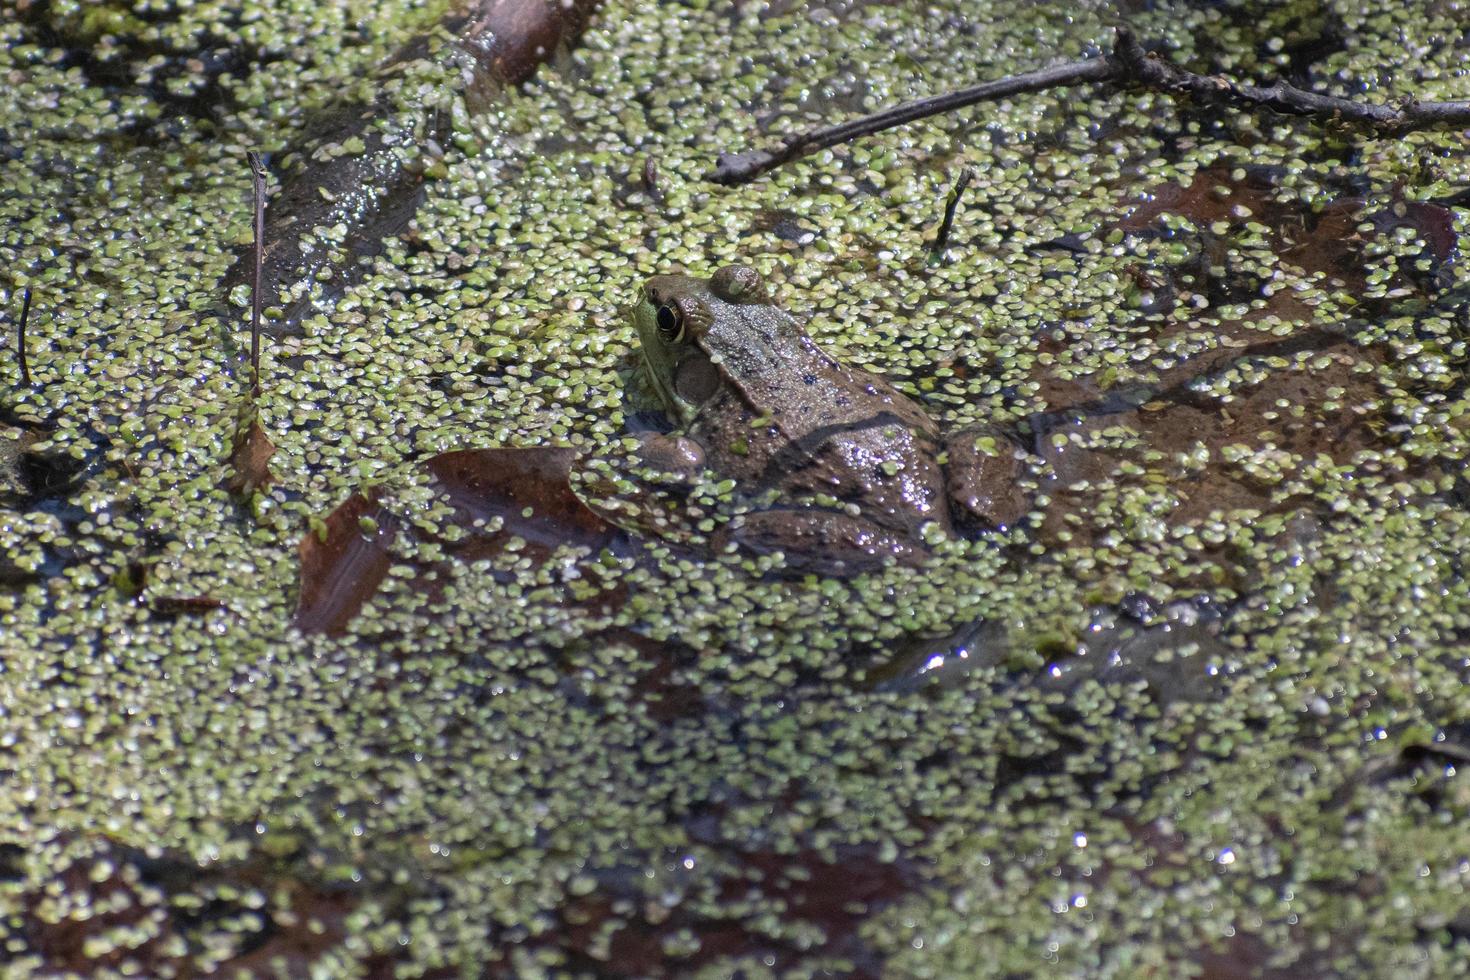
247;151;267;400
711;26;1470;186
1111;28;1470;133
711;57;1114;185
16;287;32;386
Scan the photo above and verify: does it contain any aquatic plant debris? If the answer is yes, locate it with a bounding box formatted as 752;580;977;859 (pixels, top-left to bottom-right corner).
218;0;602;339
6;0;1470;975
295;489;398;635
226;407;277;500
13;286;32;386
247;150;266;399
928;165;976;264
298;446;616;634
714;24;1470;184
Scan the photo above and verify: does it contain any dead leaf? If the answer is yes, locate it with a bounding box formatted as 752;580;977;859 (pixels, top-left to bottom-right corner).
295;447;616;636
424;447;614;554
295;492;399;636
227;417;276;498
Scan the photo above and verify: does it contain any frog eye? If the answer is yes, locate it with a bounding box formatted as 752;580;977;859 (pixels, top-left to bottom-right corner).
656;297;714;343
656;304;683;342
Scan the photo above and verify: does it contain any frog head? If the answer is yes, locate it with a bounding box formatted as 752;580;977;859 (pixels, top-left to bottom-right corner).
631;270;733;426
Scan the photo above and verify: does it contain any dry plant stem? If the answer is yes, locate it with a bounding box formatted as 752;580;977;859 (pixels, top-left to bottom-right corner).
247;151;266;400
929;166;975;262
712;26;1470;185
1111;28;1470;132
16;287;32;386
711;58;1113;185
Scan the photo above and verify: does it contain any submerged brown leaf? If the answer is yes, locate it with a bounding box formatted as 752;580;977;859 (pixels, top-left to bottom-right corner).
1116;163;1457;298
424;446;615;554
295;493;399;636
296;447;617;636
227;418;276;499
218;0;603;340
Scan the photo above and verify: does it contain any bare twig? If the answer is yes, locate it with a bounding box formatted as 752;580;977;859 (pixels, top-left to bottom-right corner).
711;27;1470;186
16;287;32;386
929;167;975;264
1111;29;1470;133
712;57;1113;185
247;151;266;400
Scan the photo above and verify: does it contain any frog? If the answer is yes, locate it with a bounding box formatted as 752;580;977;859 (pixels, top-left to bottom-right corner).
631;264;1026;574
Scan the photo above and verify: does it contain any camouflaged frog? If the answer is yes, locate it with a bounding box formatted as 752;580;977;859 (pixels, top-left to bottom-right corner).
632;265;1023;573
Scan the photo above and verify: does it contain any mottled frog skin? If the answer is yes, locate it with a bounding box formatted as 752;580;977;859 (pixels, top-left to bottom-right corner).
632;265;1020;572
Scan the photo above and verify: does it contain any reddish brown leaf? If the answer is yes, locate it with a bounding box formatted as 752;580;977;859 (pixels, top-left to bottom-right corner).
1116;164;1458;291
295;493;400;636
1363;197;1458;265
295;449;619;635
227;418;276;498
459;0;601;89
424;447;614;553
